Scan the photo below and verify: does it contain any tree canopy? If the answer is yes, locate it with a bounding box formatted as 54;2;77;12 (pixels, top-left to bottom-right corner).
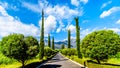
24;36;39;58
0;34;39;67
61;44;65;49
81;30;120;63
75;17;82;58
68;29;71;48
52;37;55;50
48;34;51;48
39;9;45;60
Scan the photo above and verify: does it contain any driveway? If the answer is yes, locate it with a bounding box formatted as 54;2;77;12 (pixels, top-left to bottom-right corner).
38;53;84;68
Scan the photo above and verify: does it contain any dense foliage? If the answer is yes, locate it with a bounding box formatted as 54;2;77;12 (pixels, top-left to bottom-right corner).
61;44;65;49
52;37;55;50
39;10;45;60
44;47;57;58
68;29;71;48
48;34;51;48
81;30;120;63
0;34;39;67
61;48;77;57
24;36;39;58
75;17;82;58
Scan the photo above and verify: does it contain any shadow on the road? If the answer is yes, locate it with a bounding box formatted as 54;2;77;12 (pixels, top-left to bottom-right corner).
47;58;68;63
19;62;42;68
40;64;61;68
19;57;55;68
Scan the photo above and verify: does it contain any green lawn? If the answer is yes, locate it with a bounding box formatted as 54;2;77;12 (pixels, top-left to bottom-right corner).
67;56;120;68
0;52;41;68
0;51;120;68
0;52;56;68
0;58;40;68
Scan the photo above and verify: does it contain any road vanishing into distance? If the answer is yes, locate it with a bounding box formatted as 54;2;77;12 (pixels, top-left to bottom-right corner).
37;53;84;68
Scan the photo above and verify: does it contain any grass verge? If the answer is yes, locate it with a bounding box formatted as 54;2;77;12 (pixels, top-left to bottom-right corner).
66;56;120;68
0;58;40;68
0;52;57;68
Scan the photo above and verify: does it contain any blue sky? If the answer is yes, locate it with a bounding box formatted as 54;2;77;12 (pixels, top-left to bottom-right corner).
0;0;120;41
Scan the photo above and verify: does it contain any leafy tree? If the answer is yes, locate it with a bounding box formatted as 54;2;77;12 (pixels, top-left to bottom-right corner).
61;48;68;56
48;34;51;48
44;47;52;58
0;34;39;67
61;44;65;49
39;9;44;60
81;30;120;64
44;47;56;58
115;52;120;59
75;17;82;58
0;41;2;51
68;29;71;48
24;36;39;58
52;37;55;50
61;48;77;56
67;48;77;57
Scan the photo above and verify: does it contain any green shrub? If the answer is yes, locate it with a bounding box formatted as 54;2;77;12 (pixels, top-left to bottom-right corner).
61;48;77;56
115;52;120;59
0;34;39;67
0;53;17;64
44;47;57;58
82;30;120;63
61;48;68;56
0;42;17;64
44;47;52;57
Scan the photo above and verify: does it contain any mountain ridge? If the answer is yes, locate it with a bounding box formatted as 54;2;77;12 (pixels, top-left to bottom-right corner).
44;38;76;49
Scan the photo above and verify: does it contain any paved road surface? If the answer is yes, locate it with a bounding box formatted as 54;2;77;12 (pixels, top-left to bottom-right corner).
38;53;84;68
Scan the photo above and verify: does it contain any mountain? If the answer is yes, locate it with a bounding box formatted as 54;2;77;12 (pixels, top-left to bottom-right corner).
44;38;76;49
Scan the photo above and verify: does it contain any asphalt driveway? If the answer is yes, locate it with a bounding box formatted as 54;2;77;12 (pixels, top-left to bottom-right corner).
38;53;84;68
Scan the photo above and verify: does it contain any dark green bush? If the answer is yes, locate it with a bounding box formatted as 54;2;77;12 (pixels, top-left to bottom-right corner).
61;48;77;56
0;53;17;64
0;34;39;67
44;47;57;58
81;30;120;63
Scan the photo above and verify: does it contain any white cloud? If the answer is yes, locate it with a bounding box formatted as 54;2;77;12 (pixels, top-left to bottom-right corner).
100;7;120;18
0;2;19;11
22;0;49;13
71;0;88;6
81;29;91;39
104;28;120;33
101;1;112;9
56;21;65;33
22;0;83;33
45;5;82;20
116;19;120;24
109;28;120;33
82;20;89;23
22;2;41;13
80;27;120;40
63;36;76;42
80;28;98;39
68;25;76;34
0;2;8;9
0;5;39;37
101;27;120;33
39;15;57;34
71;0;79;6
80;0;88;4
22;0;83;19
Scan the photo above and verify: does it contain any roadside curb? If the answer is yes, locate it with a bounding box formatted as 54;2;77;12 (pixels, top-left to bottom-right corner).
60;53;88;68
